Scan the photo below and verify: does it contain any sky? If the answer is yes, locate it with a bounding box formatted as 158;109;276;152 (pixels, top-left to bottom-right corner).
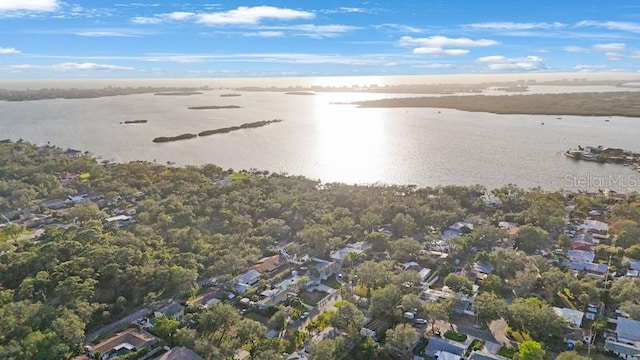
2;0;640;79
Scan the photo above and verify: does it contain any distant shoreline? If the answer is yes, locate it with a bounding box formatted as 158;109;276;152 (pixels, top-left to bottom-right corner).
354;92;640;117
188;105;242;110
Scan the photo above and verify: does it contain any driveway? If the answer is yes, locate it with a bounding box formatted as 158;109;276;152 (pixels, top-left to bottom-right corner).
84;307;151;343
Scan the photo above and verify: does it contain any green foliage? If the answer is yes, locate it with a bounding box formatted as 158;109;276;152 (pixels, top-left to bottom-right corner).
506;298;568;340
385;323;418;351
443;329;467;342
518;341;545;360
497;346;518;359
443;273;474;295
555;351;590;360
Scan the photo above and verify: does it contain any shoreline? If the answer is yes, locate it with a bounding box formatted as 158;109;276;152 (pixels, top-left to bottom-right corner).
353;92;640;117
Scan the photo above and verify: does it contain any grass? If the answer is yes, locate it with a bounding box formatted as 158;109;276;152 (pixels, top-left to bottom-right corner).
299;290;328;306
465;339;485;356
322;274;342;290
354;284;371;298
497;346;518;359
505;327;533;342
443;329;467;342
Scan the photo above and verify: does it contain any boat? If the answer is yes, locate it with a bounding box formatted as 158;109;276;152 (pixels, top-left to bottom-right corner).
604;119;610;122
541;122;545;125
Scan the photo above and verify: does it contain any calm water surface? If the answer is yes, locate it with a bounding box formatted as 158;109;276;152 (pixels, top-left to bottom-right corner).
2;85;639;192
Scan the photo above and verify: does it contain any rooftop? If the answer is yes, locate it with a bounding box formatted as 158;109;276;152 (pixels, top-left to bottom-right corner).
92;328;158;354
158;347;203;360
553;307;584;328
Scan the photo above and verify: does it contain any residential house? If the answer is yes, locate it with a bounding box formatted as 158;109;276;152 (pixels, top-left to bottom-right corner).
579;220;609;234
617;318;640;344
567;250;596;263
568;261;609;278
402;262;422;271
233;349;251;360
234;269;261;294
154;303;184;320
252;254;286;275
91;328;159;360
473;262;495;280
628;260;640;277
425;336;466;359
311;258;341;280
468;351;510;360
330;246;364;264
418;268;433;283
105;214;133;227
604;339;640;360
158;347;203;360
553;307;585;328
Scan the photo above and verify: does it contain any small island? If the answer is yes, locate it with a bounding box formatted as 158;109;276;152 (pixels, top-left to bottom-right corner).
153;119;282;143
152;133;197;143
565;145;640;171
353;91;640;117
198;119;282;137
121;120;148;124
220;94;241;97
187;105;242;110
284;91;316;96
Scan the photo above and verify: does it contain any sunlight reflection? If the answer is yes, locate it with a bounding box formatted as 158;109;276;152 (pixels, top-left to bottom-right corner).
313;95;388;184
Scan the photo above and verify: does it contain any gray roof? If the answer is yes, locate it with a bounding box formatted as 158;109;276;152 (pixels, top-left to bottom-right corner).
630;260;640;271
617;317;640;342
425;336;466;357
605;339;640;357
569;261;608;274
468;351;510;360
158;347;203;360
156;303;184;318
236;269;261;285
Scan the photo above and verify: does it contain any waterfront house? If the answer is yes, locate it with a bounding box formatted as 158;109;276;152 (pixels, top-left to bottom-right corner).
568;261;608;278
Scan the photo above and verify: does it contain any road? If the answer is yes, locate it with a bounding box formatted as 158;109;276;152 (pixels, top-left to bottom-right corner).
84;306;151;343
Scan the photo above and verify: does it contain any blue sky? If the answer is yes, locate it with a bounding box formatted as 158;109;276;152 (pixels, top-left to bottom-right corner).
1;0;640;78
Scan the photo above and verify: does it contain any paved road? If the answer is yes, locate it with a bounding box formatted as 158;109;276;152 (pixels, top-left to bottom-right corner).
84;307;151;343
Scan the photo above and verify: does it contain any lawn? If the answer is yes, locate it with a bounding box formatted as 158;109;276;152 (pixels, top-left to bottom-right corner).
299;290;328;306
322;274;342;290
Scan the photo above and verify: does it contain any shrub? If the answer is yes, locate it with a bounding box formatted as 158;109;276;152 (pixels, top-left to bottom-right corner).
443;329;467;342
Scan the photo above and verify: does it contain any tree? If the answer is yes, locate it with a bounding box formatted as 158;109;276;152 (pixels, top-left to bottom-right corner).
473;292;507;324
299;224;332;254
518;341;545;360
425;300;453;333
443;273;473;295
51;309;85;350
268;309;290;332
385;324;418;352
556;351;590;360
309;338;343;360
506;298;568;340
389;238;423;262
353;261;393;291
369;285;402;319
466;225;508;251
237;318;267;346
391;213;416;238
330;301;365;337
153;316;180;346
67;202;103;225
366;231;391;253
514;225;549;255
480;274;505;296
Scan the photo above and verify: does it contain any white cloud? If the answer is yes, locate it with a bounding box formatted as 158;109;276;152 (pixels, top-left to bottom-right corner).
131;11;195;24
0;0;58;11
10;62;134;71
196;6;314;25
75;31;140;37
564;46;589;53
399;35;499;48
323;7;367;14
576;20;640;33
605;52;625;60
242;31;284;38
374;24;423;33
413;47;468;56
282;24;359;38
592;42;626;52
0;47;20;54
573;64;611;72
467;22;565;30
477;55;546;71
413;63;454;69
